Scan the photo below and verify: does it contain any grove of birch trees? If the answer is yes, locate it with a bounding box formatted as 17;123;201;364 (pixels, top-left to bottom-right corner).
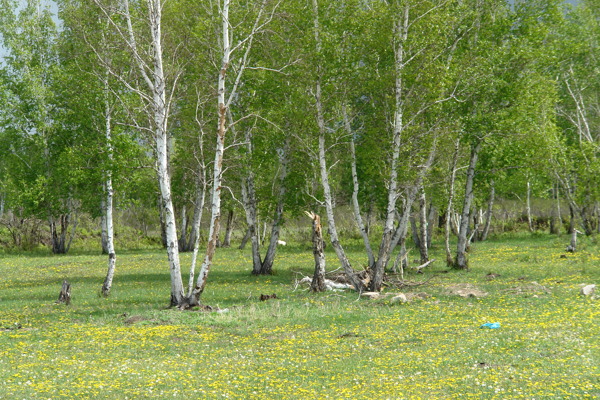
0;0;598;305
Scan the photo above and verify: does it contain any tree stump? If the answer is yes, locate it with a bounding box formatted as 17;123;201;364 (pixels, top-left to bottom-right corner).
57;280;71;305
306;211;326;292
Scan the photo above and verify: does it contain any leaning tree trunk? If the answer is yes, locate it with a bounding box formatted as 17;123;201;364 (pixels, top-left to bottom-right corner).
239;226;251;250
445;139;460;266
188;0;245;306
186;168;207;298
345;105;375;267
184;172;206;252
312;0;364;292
454;140;482;270
260;138;290;275
307;212;326;292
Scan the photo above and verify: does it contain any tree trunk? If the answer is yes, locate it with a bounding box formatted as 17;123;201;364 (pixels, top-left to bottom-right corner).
308;212;326;292
242;174;263;274
410;214;420;248
239;226;251;250
222;209;234;247
345;105;375;267
445;139;460;266
186;168;207;298
101;84;117;297
526;181;534;232
550;183;560;234
312;0;364;292
184;174;206;252
369;5;410;292
100;195;109;255
426;203;435;250
188;0;234;306
454;140;482;270
418;187;429;264
158;195;167;249
260;138;290;275
178;206;188;252
480;180;495;241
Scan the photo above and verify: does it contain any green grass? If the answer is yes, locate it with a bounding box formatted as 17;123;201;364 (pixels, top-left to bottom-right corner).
0;234;599;399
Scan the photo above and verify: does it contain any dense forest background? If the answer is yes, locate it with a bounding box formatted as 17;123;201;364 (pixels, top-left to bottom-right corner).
0;0;598;305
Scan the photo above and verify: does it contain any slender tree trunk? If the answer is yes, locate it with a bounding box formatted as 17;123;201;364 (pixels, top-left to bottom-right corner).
550;183;559;234
410;214;420;248
369;5;410;292
222;209;234;247
185;173;206;252
569;204;576;234
178;206;188;252
426;203;435;250
418;187;429;264
186;168;207;298
239;226;251;250
158;195;167;248
242;172;262;274
100;195;109;254
312;0;364;292
454;140;482;270
308;212;326;292
144;0;184;306
526;181;534;232
101;81;117;296
480;180;495;241
260;138;290;275
188;0;233;305
445;139;460;266
345;105;375;267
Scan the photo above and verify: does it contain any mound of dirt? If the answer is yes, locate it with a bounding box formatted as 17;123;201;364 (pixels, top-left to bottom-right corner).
447;284;488;298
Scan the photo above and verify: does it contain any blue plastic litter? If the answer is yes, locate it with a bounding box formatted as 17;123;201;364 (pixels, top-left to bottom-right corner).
480;322;500;329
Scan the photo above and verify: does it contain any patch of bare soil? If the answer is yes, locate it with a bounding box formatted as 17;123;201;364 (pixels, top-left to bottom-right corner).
447;284;488;298
502;281;551;296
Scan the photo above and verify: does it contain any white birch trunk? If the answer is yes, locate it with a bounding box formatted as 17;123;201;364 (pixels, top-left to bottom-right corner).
147;0;185;305
445;140;460;265
101;76;117;296
369;5;409;291
190;0;231;305
186;169;207;297
418;187;429;264
260;138;291;275
345;105;375;267
454;140;482;270
312;0;364;292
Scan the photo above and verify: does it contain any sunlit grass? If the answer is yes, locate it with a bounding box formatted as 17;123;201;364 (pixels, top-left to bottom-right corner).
0;234;598;399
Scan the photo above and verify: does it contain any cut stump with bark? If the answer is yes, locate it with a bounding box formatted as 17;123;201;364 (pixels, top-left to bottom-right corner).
57;280;71;305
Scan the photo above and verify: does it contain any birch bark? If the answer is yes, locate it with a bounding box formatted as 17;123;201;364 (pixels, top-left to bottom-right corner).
454;140;482;270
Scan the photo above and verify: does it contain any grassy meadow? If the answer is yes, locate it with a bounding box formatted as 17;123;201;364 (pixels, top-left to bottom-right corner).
0;233;599;399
